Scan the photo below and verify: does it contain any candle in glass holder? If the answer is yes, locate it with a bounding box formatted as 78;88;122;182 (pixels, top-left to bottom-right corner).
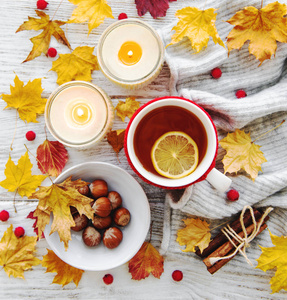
45;81;114;148
97;19;164;89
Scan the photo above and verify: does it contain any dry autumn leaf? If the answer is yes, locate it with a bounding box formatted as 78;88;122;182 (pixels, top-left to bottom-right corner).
219;129;267;181
256;231;287;293
0;225;41;279
16;10;71;62
1;75;46;123
42;249;84;287
0;151;47;198
226;2;287;65
167;7;225;52
106;129;126;154
128;241;164;280
37;139;68;177
51;46;99;85
27;210;44;239
135;0;176;18
176;217;211;253
30;177;94;250
68;0;114;34
116;97;140;122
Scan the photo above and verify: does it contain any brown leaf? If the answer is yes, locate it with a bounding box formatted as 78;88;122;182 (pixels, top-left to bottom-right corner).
106;129;126;154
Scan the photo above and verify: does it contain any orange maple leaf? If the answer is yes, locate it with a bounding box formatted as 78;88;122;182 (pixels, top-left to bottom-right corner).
106;129;126;154
128;242;164;280
36;140;68;177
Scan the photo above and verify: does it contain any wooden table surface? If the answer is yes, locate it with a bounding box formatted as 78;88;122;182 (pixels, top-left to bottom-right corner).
0;1;285;299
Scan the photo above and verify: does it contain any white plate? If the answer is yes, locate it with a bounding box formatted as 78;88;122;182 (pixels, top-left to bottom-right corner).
44;162;150;271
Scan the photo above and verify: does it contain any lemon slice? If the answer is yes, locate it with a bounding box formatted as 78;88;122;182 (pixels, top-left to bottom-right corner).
151;131;199;179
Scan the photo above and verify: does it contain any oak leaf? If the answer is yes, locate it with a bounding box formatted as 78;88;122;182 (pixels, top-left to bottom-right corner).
16;10;71;62
135;0;176;19
128;242;164;280
168;7;225;52
0;225;41;279
0;151;47;198
51;46;99;85
226;2;287;65
116;97;140;122
219;129;267;181
37;140;68;177
42;249;84;286
176;217;211;253
1;75;47;123
256;231;287;293
68;0;114;34
30;177;94;250
106;129;126;154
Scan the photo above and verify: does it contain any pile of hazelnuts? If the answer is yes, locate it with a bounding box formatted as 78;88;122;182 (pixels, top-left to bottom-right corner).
71;179;131;249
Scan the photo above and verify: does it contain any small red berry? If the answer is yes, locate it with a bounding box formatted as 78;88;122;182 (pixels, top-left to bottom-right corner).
118;13;128;20
0;210;9;222
235;89;247;99
26;131;36;141
211;67;222;79
37;0;48;10
47;47;57;58
172;270;183;282
103;274;113;285
227;189;240;201
14;227;25;238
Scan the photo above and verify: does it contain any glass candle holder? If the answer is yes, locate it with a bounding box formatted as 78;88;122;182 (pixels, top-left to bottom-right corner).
45;81;114;148
97;19;165;89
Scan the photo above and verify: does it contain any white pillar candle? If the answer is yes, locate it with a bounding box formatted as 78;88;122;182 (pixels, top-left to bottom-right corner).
97;19;165;89
45;81;114;148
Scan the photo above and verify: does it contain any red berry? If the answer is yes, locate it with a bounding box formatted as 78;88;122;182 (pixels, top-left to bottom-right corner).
172;270;183;282
118;13;128;20
235;89;247;99
103;274;113;285
37;0;48;10
211;67;222;79
0;210;9;222
47;47;57;58
14;227;25;238
26;131;36;141
227;189;240;201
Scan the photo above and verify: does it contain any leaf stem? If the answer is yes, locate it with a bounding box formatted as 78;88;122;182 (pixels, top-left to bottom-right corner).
252;120;285;143
13;189;18;213
261;0;264;9
10;110;18;151
149;221;153;242
51;0;64;20
209;219;230;232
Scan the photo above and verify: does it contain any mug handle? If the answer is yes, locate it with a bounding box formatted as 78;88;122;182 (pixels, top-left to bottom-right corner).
205;168;232;192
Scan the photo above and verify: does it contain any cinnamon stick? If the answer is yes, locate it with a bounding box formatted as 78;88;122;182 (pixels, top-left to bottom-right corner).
196;209;263;258
207;223;267;274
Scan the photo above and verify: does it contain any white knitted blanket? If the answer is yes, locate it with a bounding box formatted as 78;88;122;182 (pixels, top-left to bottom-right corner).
157;0;287;298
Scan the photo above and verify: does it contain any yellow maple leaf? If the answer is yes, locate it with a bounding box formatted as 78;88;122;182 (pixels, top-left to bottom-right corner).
0;225;41;279
116;97;140;122
176;217;211;253
167;7;225;52
42;249;84;286
226;2;287;65
51;46;99;85
1;75;47;123
16;10;71;62
68;0;114;34
0;151;47;198
256;231;287;293
219;129;267;181
128;242;164;280
30;177;94;250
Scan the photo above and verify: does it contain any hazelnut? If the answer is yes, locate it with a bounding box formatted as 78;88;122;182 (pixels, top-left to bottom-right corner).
71;213;89;231
92;197;112;217
82;226;101;247
90;180;108;198
108;191;122;210
78;185;90;196
113;207;130;227
103;227;123;249
70;206;78;216
92;215;112;230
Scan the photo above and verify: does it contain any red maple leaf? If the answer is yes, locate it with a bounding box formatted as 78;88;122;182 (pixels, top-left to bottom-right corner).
27;210;45;239
135;0;176;18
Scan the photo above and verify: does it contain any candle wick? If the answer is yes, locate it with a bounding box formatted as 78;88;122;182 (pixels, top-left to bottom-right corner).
77;108;84;117
128;50;133;57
